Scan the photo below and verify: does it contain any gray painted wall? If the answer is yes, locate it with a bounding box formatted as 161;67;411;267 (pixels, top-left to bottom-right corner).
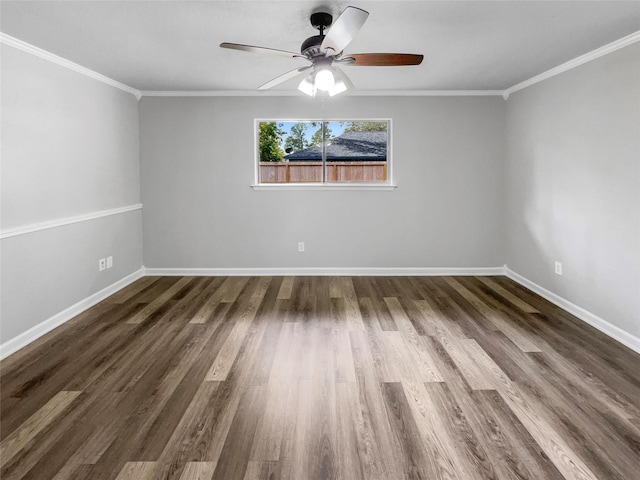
1;45;143;344
3;35;637;350
139;96;506;270
505;43;640;338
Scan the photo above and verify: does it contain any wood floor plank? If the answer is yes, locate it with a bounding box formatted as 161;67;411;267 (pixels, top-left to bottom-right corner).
477;277;539;314
205;278;271;381
333;329;357;383
189;276;241;324
250;378;289;462
348;330;405;478
115;462;157;480
472;390;566;480
179;462;216;480
155;381;222;479
126;276;194;324
334;382;366;480
0;390;81;468
399;378;474;480
352;277;396;331
109;276;159;304
383;297;443;382
212;385;268;480
498;382;600;480
424;382;497;479
445;277;543;352
2;275;639;480
380;382;438;479
340;277;365;330
276;276;294;300
413;298;468;340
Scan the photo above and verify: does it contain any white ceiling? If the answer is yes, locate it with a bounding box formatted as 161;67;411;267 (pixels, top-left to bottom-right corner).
1;1;639;93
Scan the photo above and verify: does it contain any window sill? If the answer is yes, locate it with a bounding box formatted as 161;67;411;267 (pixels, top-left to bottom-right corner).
250;183;397;191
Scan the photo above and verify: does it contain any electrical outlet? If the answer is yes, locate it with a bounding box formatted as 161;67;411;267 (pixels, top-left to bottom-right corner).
99;258;106;271
298;242;305;252
106;256;113;269
555;261;562;275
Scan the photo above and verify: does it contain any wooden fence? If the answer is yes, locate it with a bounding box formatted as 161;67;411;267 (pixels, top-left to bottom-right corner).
260;161;387;183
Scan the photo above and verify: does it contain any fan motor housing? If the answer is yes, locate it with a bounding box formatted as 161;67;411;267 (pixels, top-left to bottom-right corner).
302;12;333;57
300;35;324;57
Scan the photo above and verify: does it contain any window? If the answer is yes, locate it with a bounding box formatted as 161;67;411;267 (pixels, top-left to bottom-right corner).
256;120;391;186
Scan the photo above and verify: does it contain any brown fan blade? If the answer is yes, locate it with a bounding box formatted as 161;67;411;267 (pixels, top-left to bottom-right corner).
345;53;424;66
220;42;303;59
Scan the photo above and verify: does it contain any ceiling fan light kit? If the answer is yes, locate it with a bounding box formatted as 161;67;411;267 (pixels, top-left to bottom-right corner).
220;5;423;97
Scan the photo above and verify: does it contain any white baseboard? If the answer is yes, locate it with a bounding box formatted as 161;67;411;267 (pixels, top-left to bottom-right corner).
143;266;506;277
505;266;640;354
6;265;636;360
0;268;145;360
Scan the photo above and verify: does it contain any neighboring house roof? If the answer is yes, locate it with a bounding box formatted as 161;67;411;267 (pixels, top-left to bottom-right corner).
284;131;387;161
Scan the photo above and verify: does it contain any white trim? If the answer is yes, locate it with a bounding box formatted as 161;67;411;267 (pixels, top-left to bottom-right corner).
0;33;141;100
504;30;640;97
144;267;506;277
0;204;143;239
254;117;395;188
505;266;640;354
6;265;637;358
141;90;504;98
0;268;145;360
3;28;637;101
251;183;397;191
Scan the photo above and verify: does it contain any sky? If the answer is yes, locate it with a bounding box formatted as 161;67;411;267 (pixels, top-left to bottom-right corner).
277;121;346;148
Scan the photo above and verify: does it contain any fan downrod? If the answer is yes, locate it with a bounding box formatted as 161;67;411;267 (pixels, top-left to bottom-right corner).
310;12;332;34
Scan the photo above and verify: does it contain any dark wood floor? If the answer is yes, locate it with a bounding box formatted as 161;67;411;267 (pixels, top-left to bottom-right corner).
1;275;639;480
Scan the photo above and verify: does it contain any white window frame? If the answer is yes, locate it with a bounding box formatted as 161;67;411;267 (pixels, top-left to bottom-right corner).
252;118;396;190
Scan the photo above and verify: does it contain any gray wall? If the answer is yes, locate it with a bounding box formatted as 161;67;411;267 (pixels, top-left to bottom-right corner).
505;43;640;338
4;35;636;349
1;45;143;344
139;96;506;270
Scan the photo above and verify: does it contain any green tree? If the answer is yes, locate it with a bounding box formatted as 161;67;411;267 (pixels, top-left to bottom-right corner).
284;122;309;153
342;121;387;132
310;124;333;145
259;122;285;162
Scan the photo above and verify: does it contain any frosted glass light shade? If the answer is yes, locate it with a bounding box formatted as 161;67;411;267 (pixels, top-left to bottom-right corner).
329;79;347;96
315;69;335;91
298;74;316;96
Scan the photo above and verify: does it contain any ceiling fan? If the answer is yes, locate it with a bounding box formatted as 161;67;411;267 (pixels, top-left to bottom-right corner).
220;6;423;97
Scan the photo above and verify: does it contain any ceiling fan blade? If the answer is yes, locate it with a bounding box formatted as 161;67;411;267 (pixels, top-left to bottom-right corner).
344;53;424;66
220;42;302;59
258;66;312;90
321;6;369;54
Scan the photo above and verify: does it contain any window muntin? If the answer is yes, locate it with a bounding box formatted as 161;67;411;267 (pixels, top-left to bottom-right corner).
257;120;390;185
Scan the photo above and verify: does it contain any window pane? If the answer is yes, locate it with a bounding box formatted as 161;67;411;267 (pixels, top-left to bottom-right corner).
257;119;389;184
282;121;322;183
325;121;388;183
258;121;322;184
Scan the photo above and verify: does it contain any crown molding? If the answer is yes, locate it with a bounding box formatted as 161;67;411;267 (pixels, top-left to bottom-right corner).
0;33;141;100
140;89;504;98
3;27;637;102
504;29;640;98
